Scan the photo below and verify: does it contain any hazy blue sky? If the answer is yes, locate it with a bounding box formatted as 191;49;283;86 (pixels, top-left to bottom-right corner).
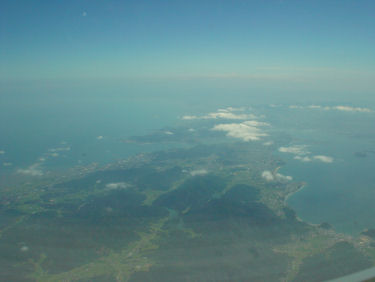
1;0;374;95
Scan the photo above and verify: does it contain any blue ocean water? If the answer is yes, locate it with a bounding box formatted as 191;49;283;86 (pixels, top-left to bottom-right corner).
0;89;186;179
272;109;375;235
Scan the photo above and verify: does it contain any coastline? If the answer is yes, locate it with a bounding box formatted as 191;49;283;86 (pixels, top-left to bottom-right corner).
284;182;307;205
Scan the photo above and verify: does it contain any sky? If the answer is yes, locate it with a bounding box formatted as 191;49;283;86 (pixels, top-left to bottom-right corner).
1;0;375;96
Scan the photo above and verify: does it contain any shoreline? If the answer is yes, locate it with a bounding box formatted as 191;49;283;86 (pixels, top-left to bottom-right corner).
284;182;307;205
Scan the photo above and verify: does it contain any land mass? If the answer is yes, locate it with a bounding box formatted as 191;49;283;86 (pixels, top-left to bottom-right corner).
0;140;374;281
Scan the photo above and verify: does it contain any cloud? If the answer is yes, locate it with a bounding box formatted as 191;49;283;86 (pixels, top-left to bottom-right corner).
48;147;71;152
17;164;43;176
20;246;29;252
307;105;322;109
331;105;372;113
261;171;274;181
182;107;258;120
182;115;198;120
46;147;70;158
313;155;334;163
212;120;269;141
280;146;333;163
3;162;12;167
294;155;312;162
278;145;309;155
263;141;274;146
218;107;245;112
105;182;129;190
261;170;292;182
190;169;208;176
0;150;5;155
164;131;174;135
288;104;372;113
183;112;257;120
289;105;304;109
97;136;104;140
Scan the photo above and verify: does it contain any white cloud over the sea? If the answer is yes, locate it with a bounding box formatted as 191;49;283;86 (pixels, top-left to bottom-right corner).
331;105;372;113
294;155;312;162
0;150;5;155
261;170;292;182
279;145;334;164
263;141;274;146
313;155;334;163
212;120;269;141
17;164;44;176
48;147;71;152
182;107;258;120
278;145;309;156
289;104;372;113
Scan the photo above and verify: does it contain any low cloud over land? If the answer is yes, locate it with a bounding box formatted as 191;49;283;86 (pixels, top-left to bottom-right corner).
212;120;269;141
17;164;44;176
105;182;129;190
190;169;208;176
261;170;292;182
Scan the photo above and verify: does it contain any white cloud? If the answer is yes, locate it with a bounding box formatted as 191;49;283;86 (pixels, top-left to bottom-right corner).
261;171;274;181
190;169;208;176
331;105;372;113
289;104;372;113
3;162;12;167
261;170;292;182
182;107;258;121
182;115;198;120
204;112;257;120
217;107;246;113
263;141;274;146
275;173;293;181
0;150;5;155
278;145;309;155
243;120;270;127
289;105;304;109
212;120;268;141
281;146;333;163
48;147;70;152
97;136;104;140
105;182;129;190
294;155;312;162
17;164;43;176
307;105;322;109
164;131;174;135
313;155;334;163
